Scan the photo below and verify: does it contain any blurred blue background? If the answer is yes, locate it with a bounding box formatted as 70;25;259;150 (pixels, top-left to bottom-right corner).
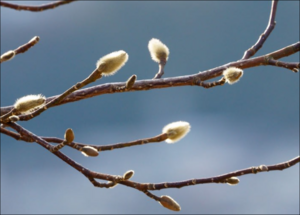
1;1;299;214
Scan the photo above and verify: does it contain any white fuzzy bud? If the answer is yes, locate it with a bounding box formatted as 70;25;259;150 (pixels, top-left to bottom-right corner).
148;38;169;63
162;121;191;143
14;94;46;114
223;67;243;84
96;50;128;76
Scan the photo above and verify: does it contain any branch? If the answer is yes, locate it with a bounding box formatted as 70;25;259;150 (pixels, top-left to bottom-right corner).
0;36;39;63
0;0;77;12
4;122;299;211
1;42;298;116
242;0;278;59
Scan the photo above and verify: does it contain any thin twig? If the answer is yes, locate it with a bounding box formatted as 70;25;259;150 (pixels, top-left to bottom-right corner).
0;36;39;64
0;0;77;12
1;127;169;152
2;42;298;117
242;0;278;59
153;61;166;79
6;122;300;193
0;68;103;123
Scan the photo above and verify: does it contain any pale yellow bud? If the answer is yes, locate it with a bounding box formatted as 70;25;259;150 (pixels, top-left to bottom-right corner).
226;177;240;186
162;121;191;143
96;50;128;76
159;195;181;211
64;128;74;143
148;38;169;63
14;94;46;114
223;67;243;84
123;170;134;180
81;146;99;157
0;50;15;63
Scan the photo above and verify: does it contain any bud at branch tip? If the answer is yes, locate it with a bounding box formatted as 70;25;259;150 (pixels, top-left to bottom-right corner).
96;50;128;76
148;38;169;63
162;121;191;143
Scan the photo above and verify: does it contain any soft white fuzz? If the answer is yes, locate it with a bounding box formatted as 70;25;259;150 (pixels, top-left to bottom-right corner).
148;38;169;63
162;121;191;143
96;50;128;76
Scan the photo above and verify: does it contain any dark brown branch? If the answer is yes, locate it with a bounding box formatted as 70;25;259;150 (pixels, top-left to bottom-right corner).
242;0;278;59
2;42;298;117
5;122;299;212
0;0;77;12
5;122;300;192
129;156;300;191
14;36;40;55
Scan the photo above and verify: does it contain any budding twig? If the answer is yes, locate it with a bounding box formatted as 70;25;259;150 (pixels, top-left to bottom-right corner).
2;41;298;117
0;0;77;12
0;36;39;64
2;51;128;122
4;122;299;212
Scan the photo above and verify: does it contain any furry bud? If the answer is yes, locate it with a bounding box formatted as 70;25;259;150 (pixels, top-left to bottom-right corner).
162;121;191;143
226;177;240;185
123;170;134;180
148;38;169;63
64;128;74;143
81;146;99;157
1;50;15;63
159;195;181;211
14;94;46;114
96;50;128;76
223;67;243;84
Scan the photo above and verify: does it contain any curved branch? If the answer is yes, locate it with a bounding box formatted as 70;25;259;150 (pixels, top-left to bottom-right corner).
5;122;299;211
242;0;278;59
0;0;77;12
1;42;299;116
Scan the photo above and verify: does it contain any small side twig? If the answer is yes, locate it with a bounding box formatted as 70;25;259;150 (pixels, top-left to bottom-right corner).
1;68;103;123
0;0;77;12
153;61;166;79
242;0;278;59
0;36;39;64
1;124;169;151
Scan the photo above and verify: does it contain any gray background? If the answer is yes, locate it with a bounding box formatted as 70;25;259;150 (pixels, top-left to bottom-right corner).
1;1;299;214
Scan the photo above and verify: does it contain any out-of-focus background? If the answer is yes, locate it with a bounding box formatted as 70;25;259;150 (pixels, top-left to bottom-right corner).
1;1;299;214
